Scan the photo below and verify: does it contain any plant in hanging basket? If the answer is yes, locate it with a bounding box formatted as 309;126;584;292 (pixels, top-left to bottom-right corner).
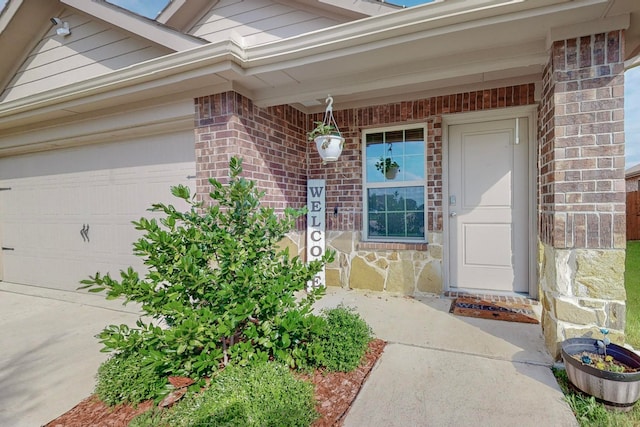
374;157;400;179
561;329;640;411
308;121;344;147
308;121;345;162
307;121;338;142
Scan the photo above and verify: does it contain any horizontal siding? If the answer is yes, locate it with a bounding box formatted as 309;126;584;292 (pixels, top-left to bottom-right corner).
1;10;171;102
190;0;345;44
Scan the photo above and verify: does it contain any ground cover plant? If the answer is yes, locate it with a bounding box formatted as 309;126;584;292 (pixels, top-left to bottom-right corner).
128;362;318;427
95;352;168;406
313;306;372;372
552;241;640;426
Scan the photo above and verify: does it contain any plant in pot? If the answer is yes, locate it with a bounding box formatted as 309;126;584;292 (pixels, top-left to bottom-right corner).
308;121;344;162
375;157;400;179
308;95;345;162
561;328;640;411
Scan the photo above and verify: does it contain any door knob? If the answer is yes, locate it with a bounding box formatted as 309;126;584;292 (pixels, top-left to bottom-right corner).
450;212;457;217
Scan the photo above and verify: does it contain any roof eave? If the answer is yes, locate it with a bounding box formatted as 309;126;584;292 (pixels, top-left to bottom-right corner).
0;0;636;130
61;0;207;51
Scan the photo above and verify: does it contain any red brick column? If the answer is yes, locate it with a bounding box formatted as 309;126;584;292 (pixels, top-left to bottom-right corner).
538;31;627;357
194;92;308;219
539;32;626;250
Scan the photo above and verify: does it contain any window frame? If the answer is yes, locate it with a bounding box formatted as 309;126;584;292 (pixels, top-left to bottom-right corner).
362;124;428;243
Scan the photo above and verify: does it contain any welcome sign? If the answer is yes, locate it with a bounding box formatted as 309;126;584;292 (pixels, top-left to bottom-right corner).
307;179;326;289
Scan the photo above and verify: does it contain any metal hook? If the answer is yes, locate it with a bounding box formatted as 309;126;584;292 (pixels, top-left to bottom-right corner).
325;95;334;114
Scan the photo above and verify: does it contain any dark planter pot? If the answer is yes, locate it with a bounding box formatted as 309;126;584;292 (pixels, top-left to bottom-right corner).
384;166;399;180
561;337;640;411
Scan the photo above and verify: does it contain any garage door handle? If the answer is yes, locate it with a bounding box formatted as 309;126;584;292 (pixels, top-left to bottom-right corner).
1;247;14;251
80;224;90;242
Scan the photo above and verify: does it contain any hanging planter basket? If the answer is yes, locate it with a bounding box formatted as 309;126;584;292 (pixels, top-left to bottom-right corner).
385;165;399;179
314;134;344;162
375;156;400;180
308;95;344;162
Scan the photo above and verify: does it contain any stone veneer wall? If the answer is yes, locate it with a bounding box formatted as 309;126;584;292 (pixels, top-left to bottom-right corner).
537;31;626;358
194;86;537;295
275;231;443;294
325;231;443;294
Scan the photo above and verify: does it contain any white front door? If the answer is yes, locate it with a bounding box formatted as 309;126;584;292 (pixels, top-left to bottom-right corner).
448;118;528;293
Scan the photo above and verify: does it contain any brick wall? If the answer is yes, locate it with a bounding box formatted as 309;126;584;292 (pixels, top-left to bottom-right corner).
195;86;536;233
308;84;536;233
195;92;308;227
537;31;626;249
538;60;556;246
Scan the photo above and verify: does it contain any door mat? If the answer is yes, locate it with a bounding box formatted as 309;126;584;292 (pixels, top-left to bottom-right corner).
450;296;540;324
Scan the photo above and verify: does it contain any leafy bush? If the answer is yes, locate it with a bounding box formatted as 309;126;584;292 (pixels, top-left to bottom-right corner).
79;157;334;386
129;362;318;427
314;306;372;372
95;353;168;406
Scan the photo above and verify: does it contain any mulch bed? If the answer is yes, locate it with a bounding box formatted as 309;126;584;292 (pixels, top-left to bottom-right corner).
45;339;386;427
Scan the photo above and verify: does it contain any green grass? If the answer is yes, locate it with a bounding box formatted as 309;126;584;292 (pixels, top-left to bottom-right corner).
625;241;640;348
553;368;640;426
552;242;640;426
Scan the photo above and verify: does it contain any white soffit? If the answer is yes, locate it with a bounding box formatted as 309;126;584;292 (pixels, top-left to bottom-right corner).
546;13;630;48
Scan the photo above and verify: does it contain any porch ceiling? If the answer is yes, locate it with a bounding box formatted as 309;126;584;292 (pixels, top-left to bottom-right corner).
0;0;639;139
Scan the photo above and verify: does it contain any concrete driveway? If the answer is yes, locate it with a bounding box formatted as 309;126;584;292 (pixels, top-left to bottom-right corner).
0;282;140;427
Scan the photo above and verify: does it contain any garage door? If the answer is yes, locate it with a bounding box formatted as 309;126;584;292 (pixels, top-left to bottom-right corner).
0;131;195;292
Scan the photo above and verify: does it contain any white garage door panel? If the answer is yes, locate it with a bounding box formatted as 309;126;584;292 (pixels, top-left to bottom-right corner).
0;132;195;291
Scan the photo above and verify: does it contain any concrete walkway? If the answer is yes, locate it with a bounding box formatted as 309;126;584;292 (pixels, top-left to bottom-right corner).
315;288;578;427
0;283;578;426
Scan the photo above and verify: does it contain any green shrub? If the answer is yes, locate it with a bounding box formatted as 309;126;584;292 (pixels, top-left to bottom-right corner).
95;353;168;406
129;362;318;427
315;306;372;372
79;157;334;388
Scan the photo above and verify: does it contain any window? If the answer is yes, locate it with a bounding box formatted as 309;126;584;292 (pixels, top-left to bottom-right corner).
363;127;426;241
